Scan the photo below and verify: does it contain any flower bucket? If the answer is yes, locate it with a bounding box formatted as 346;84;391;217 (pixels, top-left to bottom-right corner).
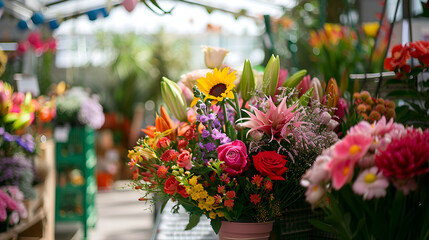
219;221;274;240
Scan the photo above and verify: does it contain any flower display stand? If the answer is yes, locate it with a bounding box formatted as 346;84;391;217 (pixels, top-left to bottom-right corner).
0;140;55;240
54;126;97;239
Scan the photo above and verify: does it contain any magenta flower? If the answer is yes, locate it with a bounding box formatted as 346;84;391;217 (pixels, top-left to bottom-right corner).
352;166;389;200
375;128;429;180
241;97;302;142
217;140;249;176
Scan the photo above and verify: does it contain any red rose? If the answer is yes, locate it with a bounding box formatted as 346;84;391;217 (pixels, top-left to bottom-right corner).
409;40;429;66
217;140;249;176
177;185;189;198
177;150;192;170
253;151;287;180
164;176;178;195
384;44;410;71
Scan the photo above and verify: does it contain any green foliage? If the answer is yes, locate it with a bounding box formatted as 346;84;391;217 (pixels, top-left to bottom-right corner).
93;30;190;119
313;183;429;240
185;213;201;230
385;71;429;128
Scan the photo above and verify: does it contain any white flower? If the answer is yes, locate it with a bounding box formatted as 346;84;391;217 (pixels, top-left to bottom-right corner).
352;166;389;200
305;184;327;207
201;45;229;69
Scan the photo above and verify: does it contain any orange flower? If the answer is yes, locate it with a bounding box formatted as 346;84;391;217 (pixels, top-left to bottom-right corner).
142;106;176;139
251;175;263;187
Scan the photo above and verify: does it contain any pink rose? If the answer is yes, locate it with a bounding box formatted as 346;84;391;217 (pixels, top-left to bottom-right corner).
177;150;192;170
217;140;249;176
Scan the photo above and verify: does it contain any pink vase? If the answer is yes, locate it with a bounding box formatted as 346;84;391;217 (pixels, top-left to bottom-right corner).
219;221;274;240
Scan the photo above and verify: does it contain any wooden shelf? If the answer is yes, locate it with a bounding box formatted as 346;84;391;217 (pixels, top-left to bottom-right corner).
0;140;55;240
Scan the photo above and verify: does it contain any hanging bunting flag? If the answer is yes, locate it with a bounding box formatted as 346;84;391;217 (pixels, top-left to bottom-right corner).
0;0;3;19
87;9;98;21
17;20;28;30
99;8;109;18
31;12;44;25
48;19;60;30
87;8;109;21
122;0;138;13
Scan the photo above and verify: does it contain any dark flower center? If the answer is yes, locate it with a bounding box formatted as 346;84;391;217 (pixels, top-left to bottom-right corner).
209;84;227;97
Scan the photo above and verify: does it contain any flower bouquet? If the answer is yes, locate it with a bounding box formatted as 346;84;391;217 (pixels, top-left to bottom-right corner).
55;86;104;129
301;117;429;239
0;81;38;230
128;47;338;238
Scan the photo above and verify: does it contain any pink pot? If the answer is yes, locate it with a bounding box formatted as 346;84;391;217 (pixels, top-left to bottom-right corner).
219;221;274;240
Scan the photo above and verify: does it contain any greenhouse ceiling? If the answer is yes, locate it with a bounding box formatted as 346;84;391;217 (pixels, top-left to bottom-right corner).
3;0;293;21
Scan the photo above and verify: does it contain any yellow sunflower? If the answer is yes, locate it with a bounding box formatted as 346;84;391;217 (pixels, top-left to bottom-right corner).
191;67;236;107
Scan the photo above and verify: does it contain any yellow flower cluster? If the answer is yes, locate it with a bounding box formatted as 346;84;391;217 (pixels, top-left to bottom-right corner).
127;146;156;162
186;176;223;219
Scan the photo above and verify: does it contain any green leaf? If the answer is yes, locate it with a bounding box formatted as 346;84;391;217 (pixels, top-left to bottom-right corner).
298;87;313;107
160;199;169;213
309;219;335;233
185;213;201;230
405;100;426;114
227;124;237;140
210;219;222;234
386;90;419;99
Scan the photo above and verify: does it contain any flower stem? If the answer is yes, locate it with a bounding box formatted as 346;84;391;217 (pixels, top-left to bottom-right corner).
222;101;230;136
233;91;244;141
233;91;242;120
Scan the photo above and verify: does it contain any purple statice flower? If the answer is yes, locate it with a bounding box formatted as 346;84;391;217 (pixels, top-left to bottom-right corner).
198;142;204;149
15;134;36;153
4;132;16;142
78;96;105;129
0;155;33;187
205;142;217;152
199;115;209;123
212;119;221;129
227;108;236;124
208;113;216;121
211;128;223;140
0;127;4;135
201;129;210;138
220;136;231;144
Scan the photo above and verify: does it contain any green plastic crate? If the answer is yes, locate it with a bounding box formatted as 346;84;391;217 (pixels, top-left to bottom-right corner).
55;126;97;238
